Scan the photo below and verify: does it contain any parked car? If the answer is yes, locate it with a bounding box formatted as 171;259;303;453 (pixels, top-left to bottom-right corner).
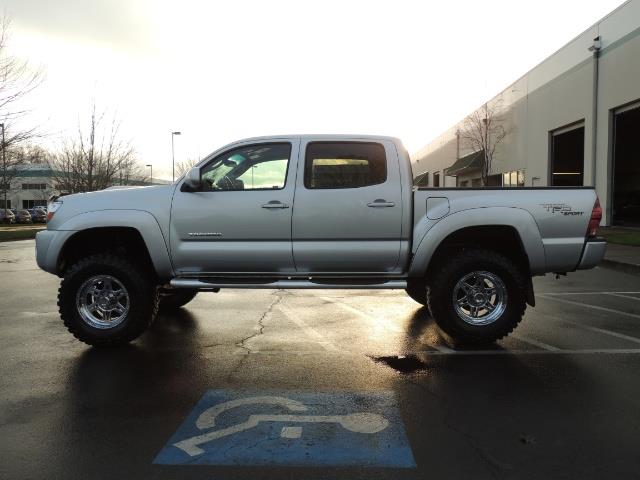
29;208;47;223
34;205;47;213
0;209;15;224
36;134;606;347
13;209;33;224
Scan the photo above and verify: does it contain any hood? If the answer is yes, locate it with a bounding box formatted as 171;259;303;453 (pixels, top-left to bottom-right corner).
48;184;176;230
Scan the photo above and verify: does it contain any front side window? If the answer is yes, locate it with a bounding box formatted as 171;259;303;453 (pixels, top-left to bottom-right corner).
200;143;291;191
304;142;387;189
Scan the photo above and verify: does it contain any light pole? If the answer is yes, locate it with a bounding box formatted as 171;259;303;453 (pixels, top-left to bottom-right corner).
171;131;181;181
146;164;153;184
1;123;5;210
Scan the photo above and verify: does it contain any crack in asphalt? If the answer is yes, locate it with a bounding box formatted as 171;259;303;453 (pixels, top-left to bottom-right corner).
235;291;285;355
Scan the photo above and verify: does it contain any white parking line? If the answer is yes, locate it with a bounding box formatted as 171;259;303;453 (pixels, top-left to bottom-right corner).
544;313;640;346
538;294;640;320
605;292;640;302
232;348;640;356
510;334;560;351
277;305;339;352
542;291;640;296
317;296;404;333
419;348;640;356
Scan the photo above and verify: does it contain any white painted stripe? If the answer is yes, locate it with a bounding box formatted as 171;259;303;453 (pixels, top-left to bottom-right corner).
318;296;404;333
605;292;640;302
429;343;455;353
418;348;640;356
544;313;640;346
542;291;640;296
277;305;339;352
510;334;560;351
233;348;640;356
538;294;640;320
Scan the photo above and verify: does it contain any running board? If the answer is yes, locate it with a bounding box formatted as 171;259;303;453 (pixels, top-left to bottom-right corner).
170;278;407;290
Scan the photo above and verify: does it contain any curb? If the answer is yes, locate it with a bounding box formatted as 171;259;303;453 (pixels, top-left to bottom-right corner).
600;259;640;276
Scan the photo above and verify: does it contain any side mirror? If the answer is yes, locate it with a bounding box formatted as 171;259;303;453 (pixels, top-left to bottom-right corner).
183;167;201;191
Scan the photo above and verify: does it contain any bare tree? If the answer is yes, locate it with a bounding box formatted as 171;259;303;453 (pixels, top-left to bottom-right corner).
458;100;511;186
48;103;147;193
0;17;45;208
175;158;198;177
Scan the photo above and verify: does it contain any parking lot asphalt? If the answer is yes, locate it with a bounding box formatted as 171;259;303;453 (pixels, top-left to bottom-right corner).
2;240;640;479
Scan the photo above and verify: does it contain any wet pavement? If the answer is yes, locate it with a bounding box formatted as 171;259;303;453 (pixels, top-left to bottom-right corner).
1;240;640;478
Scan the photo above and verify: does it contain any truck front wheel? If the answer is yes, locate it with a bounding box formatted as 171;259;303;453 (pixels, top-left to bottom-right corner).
427;249;527;344
58;254;158;346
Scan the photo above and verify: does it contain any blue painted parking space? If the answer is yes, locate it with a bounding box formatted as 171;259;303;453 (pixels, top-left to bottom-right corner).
154;390;415;467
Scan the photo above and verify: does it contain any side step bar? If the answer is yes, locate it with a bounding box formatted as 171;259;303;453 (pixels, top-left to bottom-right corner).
170;278;408;290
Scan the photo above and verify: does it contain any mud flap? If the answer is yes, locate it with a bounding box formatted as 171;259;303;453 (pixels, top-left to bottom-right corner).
526;276;535;307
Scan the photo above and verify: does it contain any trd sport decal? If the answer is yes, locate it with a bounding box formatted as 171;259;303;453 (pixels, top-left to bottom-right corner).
540;203;584;216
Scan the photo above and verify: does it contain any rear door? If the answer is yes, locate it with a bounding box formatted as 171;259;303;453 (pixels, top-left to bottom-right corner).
292;139;402;273
170;140;299;274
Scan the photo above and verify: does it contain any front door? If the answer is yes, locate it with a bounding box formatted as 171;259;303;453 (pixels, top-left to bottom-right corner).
170;140;299;275
292;140;402;273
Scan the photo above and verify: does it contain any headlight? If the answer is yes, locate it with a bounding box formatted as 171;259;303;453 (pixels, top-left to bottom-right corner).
47;201;63;221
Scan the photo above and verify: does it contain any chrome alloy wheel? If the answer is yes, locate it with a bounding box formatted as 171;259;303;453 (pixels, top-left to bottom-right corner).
76;275;130;329
452;271;508;326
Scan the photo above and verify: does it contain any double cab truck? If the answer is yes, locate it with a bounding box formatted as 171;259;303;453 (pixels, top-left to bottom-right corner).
35;135;606;347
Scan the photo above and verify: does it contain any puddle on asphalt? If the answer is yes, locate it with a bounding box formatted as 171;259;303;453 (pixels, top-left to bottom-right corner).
369;355;429;374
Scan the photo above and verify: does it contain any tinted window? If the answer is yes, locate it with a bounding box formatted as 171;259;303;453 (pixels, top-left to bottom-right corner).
304;142;387;189
201;143;291;191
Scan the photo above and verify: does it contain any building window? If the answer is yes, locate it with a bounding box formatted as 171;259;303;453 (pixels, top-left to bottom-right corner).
413;172;429;187
21;183;48;190
433;171;440;187
305;142;387;189
502;170;525;187
550;124;584;186
22;200;41;209
459;180;469;187
487;174;502;186
0;200;10;208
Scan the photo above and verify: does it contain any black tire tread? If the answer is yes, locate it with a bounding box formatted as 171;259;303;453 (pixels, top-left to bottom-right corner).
426;248;527;344
405;280;427;305
58;253;158;347
159;289;198;311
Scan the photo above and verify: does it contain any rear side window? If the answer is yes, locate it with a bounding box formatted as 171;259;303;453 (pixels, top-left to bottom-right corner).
304;142;387;189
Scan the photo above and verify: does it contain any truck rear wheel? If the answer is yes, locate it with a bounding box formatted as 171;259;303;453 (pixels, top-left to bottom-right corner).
58;254;158;347
159;289;198;311
427;248;526;345
405;280;427;305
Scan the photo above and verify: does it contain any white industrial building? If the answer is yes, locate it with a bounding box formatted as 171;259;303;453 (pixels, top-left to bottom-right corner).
0;164;168;210
1;165;55;210
411;0;640;226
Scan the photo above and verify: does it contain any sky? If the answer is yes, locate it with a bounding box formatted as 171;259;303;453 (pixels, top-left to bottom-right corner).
2;0;627;180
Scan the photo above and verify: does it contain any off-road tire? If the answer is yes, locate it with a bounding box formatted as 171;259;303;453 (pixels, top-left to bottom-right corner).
159;289;198;311
58;254;159;347
405;280;427;305
427;248;527;345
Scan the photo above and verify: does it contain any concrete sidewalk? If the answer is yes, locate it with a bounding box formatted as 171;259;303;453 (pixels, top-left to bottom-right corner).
602;243;640;275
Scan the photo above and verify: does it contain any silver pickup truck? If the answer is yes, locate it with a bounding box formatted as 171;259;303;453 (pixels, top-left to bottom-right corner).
35;135;606;347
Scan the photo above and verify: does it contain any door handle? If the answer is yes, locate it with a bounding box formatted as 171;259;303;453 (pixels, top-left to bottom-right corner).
261;201;289;209
367;199;395;208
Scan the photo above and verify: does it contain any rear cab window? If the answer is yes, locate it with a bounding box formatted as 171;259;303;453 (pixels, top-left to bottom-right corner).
304;142;387;189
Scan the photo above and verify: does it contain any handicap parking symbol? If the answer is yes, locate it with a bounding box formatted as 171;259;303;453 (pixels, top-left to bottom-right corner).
154;390;415;467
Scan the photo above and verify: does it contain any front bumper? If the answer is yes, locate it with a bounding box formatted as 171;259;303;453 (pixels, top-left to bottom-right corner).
35;229;75;275
577;237;607;270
